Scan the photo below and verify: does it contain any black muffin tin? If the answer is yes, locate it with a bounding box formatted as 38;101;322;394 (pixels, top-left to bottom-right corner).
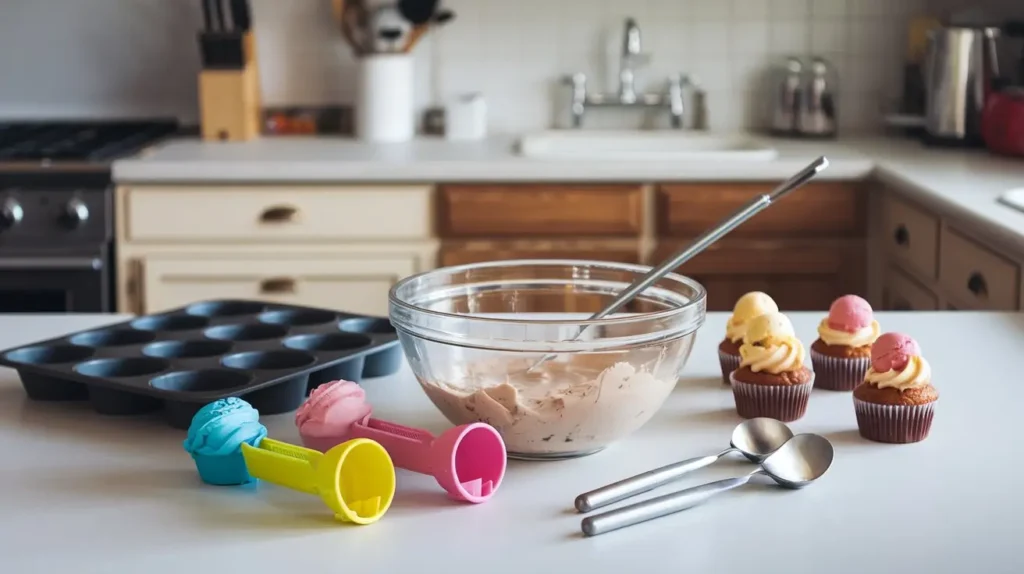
0;300;403;429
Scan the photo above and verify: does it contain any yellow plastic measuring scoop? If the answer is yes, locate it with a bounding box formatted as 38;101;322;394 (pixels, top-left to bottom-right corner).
240;437;395;525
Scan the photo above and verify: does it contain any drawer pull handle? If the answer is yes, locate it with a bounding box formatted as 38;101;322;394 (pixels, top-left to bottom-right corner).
893;225;910;246
260;277;297;294
260;205;299;223
967;272;988;298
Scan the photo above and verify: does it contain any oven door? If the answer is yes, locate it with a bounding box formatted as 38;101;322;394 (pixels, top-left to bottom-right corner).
0;251;110;313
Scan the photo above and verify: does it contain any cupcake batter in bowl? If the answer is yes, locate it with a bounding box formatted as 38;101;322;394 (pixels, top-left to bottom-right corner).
389;259;706;460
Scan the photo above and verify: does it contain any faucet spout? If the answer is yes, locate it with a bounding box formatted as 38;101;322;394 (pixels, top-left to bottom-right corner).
619;18;646;104
623;18;641;57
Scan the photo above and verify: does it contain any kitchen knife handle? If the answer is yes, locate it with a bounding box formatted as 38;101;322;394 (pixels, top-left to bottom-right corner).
230;0;251;31
202;0;216;31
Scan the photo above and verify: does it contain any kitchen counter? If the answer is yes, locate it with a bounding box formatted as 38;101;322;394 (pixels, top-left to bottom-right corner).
112;134;1024;253
1;312;1020;574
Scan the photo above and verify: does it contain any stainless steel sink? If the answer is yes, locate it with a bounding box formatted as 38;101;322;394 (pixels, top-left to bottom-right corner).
518;131;778;161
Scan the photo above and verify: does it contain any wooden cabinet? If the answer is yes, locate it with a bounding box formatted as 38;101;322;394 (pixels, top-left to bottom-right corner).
652;239;865;312
874;187;1024;312
883;267;939;311
438;184;643;237
140;255;417;316
439;239;640;266
657;182;865;237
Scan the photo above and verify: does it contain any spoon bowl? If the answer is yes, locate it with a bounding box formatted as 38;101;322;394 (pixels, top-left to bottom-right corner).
761;433;834;487
731;417;794;462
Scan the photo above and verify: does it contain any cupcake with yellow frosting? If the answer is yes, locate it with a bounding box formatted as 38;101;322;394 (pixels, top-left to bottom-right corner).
718;292;779;384
810;295;881;391
729;312;814;422
853;333;937;443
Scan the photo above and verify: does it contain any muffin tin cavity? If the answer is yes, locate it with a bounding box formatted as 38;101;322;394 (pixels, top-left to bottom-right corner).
151;370;253;393
222;350;316;371
143;340;233;359
71;329;156;347
5;344;94;365
131;314;209;332
76;357;169;378
259;309;337;327
186;300;267;317
0;299;402;428
205;324;287;342
340;317;396;334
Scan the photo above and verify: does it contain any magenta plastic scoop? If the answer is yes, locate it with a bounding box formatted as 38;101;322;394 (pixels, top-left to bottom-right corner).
295;382;506;503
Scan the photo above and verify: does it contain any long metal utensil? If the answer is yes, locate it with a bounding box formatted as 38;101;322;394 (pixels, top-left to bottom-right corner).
526;156;830;373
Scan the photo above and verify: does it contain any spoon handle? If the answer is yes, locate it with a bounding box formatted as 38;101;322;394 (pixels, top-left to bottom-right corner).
581;471;761;537
575;449;733;513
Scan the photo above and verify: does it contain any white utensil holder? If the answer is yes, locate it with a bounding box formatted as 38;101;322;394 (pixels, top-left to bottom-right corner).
357;55;414;142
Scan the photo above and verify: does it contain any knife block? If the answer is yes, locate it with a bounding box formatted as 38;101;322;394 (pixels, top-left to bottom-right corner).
198;32;261;142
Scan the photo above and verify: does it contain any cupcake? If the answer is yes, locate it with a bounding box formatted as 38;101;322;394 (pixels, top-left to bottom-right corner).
810;295;881;391
729;312;814;422
853;333;937;444
183;398;268;485
719;292;779;384
295;380;372;452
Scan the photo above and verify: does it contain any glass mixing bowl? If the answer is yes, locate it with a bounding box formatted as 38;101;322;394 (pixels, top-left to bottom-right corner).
389;260;706;460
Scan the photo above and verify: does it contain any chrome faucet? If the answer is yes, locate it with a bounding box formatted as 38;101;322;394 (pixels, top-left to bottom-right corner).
561;18;701;129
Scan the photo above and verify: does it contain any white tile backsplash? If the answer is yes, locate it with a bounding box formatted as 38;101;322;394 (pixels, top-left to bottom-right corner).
1;0;1016;133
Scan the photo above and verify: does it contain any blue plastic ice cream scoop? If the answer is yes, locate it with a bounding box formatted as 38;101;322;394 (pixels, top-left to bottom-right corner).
184;397;268;485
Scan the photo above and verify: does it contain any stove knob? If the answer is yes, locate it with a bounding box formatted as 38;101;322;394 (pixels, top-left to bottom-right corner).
0;198;24;231
63;198;90;228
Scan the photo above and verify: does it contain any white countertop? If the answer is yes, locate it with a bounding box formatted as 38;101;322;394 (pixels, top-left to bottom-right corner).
112;134;1024;254
2;312;1021;574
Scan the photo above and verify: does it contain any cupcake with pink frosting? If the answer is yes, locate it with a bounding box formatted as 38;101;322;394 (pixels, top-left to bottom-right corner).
295;380;372;452
853;333;937;444
810;295;881;391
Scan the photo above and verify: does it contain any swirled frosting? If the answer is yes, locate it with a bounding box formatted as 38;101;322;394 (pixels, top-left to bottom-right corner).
183;397;267;457
865;355;932;391
725;292;779;343
817;318;881;347
739;312;806;374
295;380;372;439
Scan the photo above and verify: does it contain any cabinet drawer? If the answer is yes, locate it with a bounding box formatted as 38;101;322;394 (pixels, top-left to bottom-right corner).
939;228;1020;310
657;183;864;237
142;255;418;317
883;267;938;311
439;239;639;266
651;239;865;311
124;186;432;242
881;194;939;279
438;185;642;237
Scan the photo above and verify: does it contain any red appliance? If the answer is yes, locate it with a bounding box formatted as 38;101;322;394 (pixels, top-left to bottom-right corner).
982;87;1024;158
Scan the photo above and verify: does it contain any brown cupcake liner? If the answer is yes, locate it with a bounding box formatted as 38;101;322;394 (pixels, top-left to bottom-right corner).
854;398;935;444
810;350;870;392
718;350;741;385
729;372;814;422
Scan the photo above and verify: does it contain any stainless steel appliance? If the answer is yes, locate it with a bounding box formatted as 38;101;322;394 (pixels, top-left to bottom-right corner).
924;25;1001;145
0;121;178;312
769;57;803;136
797;57;838;138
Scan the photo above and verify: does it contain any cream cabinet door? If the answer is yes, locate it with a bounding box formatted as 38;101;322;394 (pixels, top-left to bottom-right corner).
142;255;418;317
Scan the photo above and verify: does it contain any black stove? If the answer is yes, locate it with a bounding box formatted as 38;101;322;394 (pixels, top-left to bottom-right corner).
0;119;179;313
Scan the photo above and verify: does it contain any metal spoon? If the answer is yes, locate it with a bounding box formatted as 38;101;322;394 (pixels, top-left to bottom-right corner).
580;433;834;537
575;418;793;513
526;155;830;373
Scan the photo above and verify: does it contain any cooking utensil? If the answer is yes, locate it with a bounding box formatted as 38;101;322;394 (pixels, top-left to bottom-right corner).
398;0;439;25
241;437;396;525
403;8;455;53
526;155;830;373
924;25;1001;145
575;418;793;513
580;433;834;537
798;57;837;138
369;5;410;53
229;0;250;31
338;0;371;56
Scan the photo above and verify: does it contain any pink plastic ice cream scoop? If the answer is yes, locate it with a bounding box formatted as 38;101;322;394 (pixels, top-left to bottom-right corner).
295;381;506;503
827;295;874;332
871;332;921;372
